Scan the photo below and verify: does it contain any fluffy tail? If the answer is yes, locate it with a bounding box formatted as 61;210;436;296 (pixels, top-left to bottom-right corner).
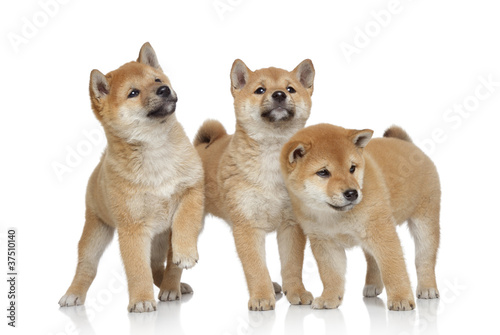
383;125;412;142
194;119;227;148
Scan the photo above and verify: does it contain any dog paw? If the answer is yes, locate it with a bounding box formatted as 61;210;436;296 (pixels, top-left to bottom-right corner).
180;282;193;294
363;284;384;297
128;300;157;313
417;286;439;299
172;249;199;269
158;282;193;301
59;293;85;307
387;297;415;311
159;289;181;301
272;282;282;294
284;287;313;305
248;296;276;311
311;295;343;309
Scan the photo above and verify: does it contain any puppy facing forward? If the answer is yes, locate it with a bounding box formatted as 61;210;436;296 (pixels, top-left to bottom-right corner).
59;43;204;313
194;59;315;311
280;124;440;311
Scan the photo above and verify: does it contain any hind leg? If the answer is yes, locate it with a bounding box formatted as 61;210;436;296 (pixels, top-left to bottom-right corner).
150;231;168;288
59;210;114;307
408;209;440;299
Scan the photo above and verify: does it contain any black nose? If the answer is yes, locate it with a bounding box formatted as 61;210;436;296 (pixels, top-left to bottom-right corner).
156;85;171;97
272;91;287;102
343;189;358;202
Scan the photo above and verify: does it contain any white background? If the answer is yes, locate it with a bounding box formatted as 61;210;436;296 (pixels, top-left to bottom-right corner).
1;0;499;334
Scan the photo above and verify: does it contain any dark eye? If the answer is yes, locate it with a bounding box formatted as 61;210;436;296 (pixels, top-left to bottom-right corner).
155;78;162;83
128;89;140;98
254;87;266;94
350;165;356;174
287;86;296;93
316;169;331;178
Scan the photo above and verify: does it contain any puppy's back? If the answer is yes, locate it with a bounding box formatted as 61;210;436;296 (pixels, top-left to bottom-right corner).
365;135;440;223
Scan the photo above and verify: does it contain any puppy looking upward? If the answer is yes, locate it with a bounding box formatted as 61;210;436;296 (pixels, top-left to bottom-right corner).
59;43;204;313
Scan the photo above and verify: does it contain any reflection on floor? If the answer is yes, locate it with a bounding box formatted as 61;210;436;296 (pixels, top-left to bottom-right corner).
59;291;442;335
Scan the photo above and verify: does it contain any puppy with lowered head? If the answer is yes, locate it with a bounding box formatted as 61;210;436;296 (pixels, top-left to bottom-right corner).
194;59;315;310
281;124;440;311
59;43;204;313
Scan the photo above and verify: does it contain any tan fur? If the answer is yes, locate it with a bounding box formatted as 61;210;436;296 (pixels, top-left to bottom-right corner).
383;125;413;142
59;43;204;313
195;59;315;310
281;124;440;311
193;119;227;148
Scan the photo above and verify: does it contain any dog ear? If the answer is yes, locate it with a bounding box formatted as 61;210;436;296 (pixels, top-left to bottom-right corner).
285;141;308;165
350;129;374;149
90;70;109;101
230;59;250;92
293;59;315;94
137;42;162;70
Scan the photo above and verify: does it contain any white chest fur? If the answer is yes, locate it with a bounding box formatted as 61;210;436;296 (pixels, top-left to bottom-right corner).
233;139;293;231
134;143;194;196
117;126;202;232
300;207;365;248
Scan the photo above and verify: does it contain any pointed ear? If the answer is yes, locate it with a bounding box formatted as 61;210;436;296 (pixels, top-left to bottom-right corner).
89;70;109;101
283;141;309;167
289;143;306;164
293;59;315;94
230;59;250;91
350;129;374;149
137;42;162;70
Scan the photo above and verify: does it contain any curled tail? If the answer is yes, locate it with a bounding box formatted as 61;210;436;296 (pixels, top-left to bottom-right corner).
194;119;227;148
383;125;412;143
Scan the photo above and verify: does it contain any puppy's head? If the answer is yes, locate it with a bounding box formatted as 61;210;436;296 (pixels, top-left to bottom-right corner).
230;59;314;140
281;124;373;213
89;42;178;141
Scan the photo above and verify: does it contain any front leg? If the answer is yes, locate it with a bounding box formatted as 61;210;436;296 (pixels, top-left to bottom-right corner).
171;183;204;269
277;221;313;305
309;237;346;309
362;249;384;297
118;224;156;313
364;220;415;311
233;223;275;311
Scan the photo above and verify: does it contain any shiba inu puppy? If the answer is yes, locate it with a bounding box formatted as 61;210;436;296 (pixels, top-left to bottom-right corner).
194;59;315;310
59;43;204;313
281;124;440;311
